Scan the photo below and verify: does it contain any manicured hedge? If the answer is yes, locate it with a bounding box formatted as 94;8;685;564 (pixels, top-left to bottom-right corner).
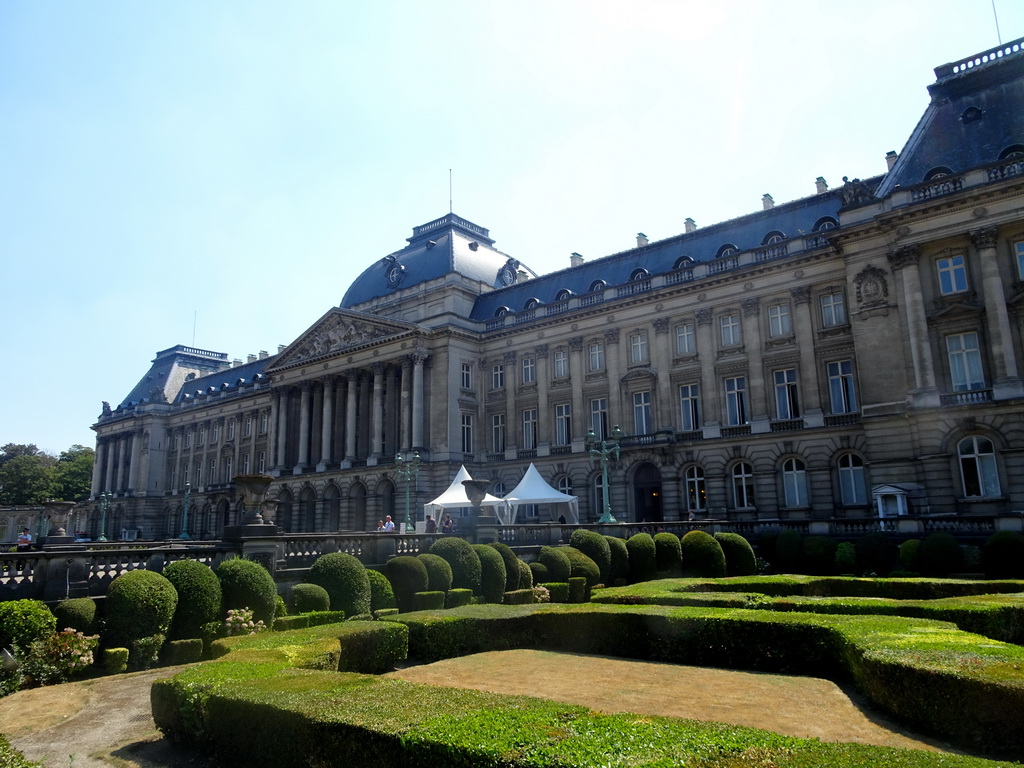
52;597;98;635
714;532;757;577
162;638;204;665
430;537;482;592
0;599;57;650
415;591;446;611
569;529;612;583
801;536;838;576
445;588;474;609
567;576;587;603
288;583;331;614
306;552;372;618
487;541;521;591
473;544;508;603
104;570;178;650
983;531;1024;579
365;569;397;612
385;556;429;613
537;546;571;582
528;561;549;584
625;533;656;583
504;588;534;605
856;532;897;576
216;558;277;624
516;559;533;590
417;553;454;593
543;582;569;603
653;532;682;576
679;530;726;577
562;547;600;587
604;535;629;584
163;559;222;640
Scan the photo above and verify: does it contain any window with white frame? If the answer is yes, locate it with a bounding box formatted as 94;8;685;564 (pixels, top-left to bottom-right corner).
461;413;473;453
937;253;968;295
633;391;652;435
553;349;569;378
588;341;605;371
731;462;755;508
827;360;858;413
555;403;572;446
679;383;700;431
946;332;985;391
173;433;179;450
212;423;219;443
837;453;867;505
227;420;235;440
675;321;696;355
773;368;800;420
521;356;536;384
685;466;706;511
629;331;649;364
260;412;268;433
208;459;216;484
244;416;253;437
491;414;506;453
171;465;177;488
185;430;192;448
197;426;205;445
242;453;250;475
258;451;266;474
959;436;1000;498
767;303;792;338
1016;241;1024;280
720;313;741;347
593;475;606;520
223;457;232;483
590;398;608;441
724;376;748;426
461;362;472;389
557;476;573;496
821;291;847;327
492;481;506;498
782;458;808;507
492;364;505;389
522;409;538;450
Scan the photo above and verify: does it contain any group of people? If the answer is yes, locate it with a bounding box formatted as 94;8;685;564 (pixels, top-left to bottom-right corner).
374;513;456;534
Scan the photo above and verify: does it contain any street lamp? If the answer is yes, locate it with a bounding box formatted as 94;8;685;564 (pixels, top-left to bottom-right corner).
395;451;421;533
97;492;110;542
585;424;623;524
179;482;192;539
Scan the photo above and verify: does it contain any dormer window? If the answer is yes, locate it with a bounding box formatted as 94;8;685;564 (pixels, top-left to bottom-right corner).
762;231;786;245
999;144;1024;160
524;298;540;310
716;244;738;258
630;268;649;281
554;289;573;301
494;306;510;317
813;216;838;232
673;256;694;269
961;106;983;123
589;279;607;292
925;167;953;181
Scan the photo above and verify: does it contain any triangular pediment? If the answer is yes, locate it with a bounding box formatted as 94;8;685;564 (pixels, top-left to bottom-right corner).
268;308;422;370
927;301;984;322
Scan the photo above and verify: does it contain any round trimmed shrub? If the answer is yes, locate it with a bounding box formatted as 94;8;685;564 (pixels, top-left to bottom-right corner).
385;556;429;612
855;532;897;576
288;583;331;614
307;552;372;618
900;539;921;572
52;598;98;635
562;547;600;587
569;530;612;583
487;542;521;591
163;559;222;640
517;559;533;590
365;569;396;612
919;532;963;577
537;546;571;582
774;529;803;573
801;536;838;576
417;553;454;593
626;533;657;583
0;599;56;650
473;544;508;603
605;535;630;583
983;531;1024;579
654;532;682;576
835;542;856;574
680;530;726;577
429;537;482;592
714;532;757;576
104;570;178;649
216;557;277;624
529;561;549;584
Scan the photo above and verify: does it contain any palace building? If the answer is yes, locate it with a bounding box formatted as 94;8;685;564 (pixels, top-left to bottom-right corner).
89;38;1024;539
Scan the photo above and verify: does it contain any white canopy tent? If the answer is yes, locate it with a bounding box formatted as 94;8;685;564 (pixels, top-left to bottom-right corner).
502;463;580;525
422;465;505;523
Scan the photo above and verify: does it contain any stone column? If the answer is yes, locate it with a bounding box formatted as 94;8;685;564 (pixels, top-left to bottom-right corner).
741;297;769;433
276;388;290;469
370;363;385;461
653;317;673;430
695;308;721;438
104;438;116;494
972;226;1024;398
318;376;334;472
536;345;550;450
569;337;585;445
128;431;141;492
295;382;311;474
412;354;426;450
791;287;823;427
604;329;622;429
345;373;358;463
310;382;323;468
400;360;412;453
504;351;517;458
385;365;399;456
91;438;105;498
888;245;939;406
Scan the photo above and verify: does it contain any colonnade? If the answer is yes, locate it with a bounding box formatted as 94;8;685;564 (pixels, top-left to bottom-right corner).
90;431;139;497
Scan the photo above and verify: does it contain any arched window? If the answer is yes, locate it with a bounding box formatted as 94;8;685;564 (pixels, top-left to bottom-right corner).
673;256;694;270
716;244;738;258
837;454;867;505
492;481;506;498
998;144;1024;160
589;279;607;292
630;268;649;281
557;476;573;496
781;458;808;507
958;436;1000;498
813;216;838;232
555;289;573;301
685;466;706;512
762;231;787;245
925;166;953;181
494;306;511;317
524;298;540;309
731;462;755;508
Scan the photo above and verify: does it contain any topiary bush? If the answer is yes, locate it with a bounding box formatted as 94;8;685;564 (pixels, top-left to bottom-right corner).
415;591;446;611
366;569;397;613
562;546;600;587
626;533;657;583
306;552;372;618
487;541;521;591
529;561;550;584
855;532;897;576
801;536;838;576
417;553;454;593
0;599;56;651
835;542;856;575
52;598;97;635
517;559;533;590
473;544;508;603
900;539;921;572
569;530;612;583
104;570;178;655
429;537;482;592
163;559;222;640
654;532;682;576
983;531;1024;579
444;588;473;609
385;556;429;613
773;529;803;573
288;583;331;614
680;530;726;577
216;558;277;624
919;532;964;578
543;582;569;603
103;647;128;675
714;532;757;576
537;546;571;583
605;535;630;583
568;576;588;603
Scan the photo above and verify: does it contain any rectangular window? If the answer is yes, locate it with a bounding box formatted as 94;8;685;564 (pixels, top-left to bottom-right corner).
194;460;202;486
183;461;190;484
555;403;572;446
675;321;696;356
724;376;748;426
629;332;649;364
820;291;847;327
590;398;608;441
937;253;968;295
244;416;253;437
173;434;179;450
208;459;216;484
227;420;235;440
258;451;266;474
553;349;569;378
491;414;506;453
242;453;250;475
588;342;605;371
492;364;505;389
461;414;473;453
461;362;472;390
522;409;538;450
946;332;985;391
1016;241;1024;280
171;465;177;488
767;303;791;338
260;412;269;434
521;356;536;384
223;457;232;482
633;391;652;435
197;427;205;446
827;360;858;413
212;423;219;443
185;430;192;448
679;383;700;431
773;368;800;420
720;314;741;347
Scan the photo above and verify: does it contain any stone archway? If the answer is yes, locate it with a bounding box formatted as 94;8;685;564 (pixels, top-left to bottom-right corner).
277;488;294;532
324;484;341;531
349;483;367;531
632;462;663;523
299;487;317;532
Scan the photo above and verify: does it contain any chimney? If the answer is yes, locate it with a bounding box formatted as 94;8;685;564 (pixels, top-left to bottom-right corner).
570;252;585;268
247;354;257;364
886;150;899;170
762;193;774;210
232;358;243;368
684;218;696;233
815;177;828;194
278;344;286;353
636;232;649;247
258;350;269;359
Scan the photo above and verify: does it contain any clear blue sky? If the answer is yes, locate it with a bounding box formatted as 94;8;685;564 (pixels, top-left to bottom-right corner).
2;1;1022;454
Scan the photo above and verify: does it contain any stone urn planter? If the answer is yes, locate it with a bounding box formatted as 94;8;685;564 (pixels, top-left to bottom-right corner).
233;475;273;523
43;500;77;540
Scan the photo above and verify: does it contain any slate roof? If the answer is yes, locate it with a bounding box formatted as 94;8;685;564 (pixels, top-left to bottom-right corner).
117;345;231;409
172;355;274;405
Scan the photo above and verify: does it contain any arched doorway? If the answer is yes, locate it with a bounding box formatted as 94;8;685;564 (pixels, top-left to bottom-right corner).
633;462;663;523
378;479;396;528
277;488;294;532
217;498;231;537
299;487;317;532
324;484;340;531
349;483;367;531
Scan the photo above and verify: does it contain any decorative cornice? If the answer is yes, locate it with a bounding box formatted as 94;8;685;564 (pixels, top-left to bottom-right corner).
887;244;922;271
970;225;1000;250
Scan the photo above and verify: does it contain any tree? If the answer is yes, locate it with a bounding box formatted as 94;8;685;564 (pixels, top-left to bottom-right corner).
0;443;43;468
54;445;95;502
0;453;57;505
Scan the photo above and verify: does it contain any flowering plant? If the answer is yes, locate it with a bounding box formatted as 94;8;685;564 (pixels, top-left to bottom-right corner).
224;608;267;636
532;585;551;604
18;628;98;686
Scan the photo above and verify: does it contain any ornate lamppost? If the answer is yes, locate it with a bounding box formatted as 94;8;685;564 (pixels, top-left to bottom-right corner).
97;492;111;542
395;451;420;533
179;481;192;539
585;424;623;524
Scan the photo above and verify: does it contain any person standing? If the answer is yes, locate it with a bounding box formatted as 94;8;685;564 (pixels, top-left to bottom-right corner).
383;515;395;532
16;528;32;551
425;515;437;534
